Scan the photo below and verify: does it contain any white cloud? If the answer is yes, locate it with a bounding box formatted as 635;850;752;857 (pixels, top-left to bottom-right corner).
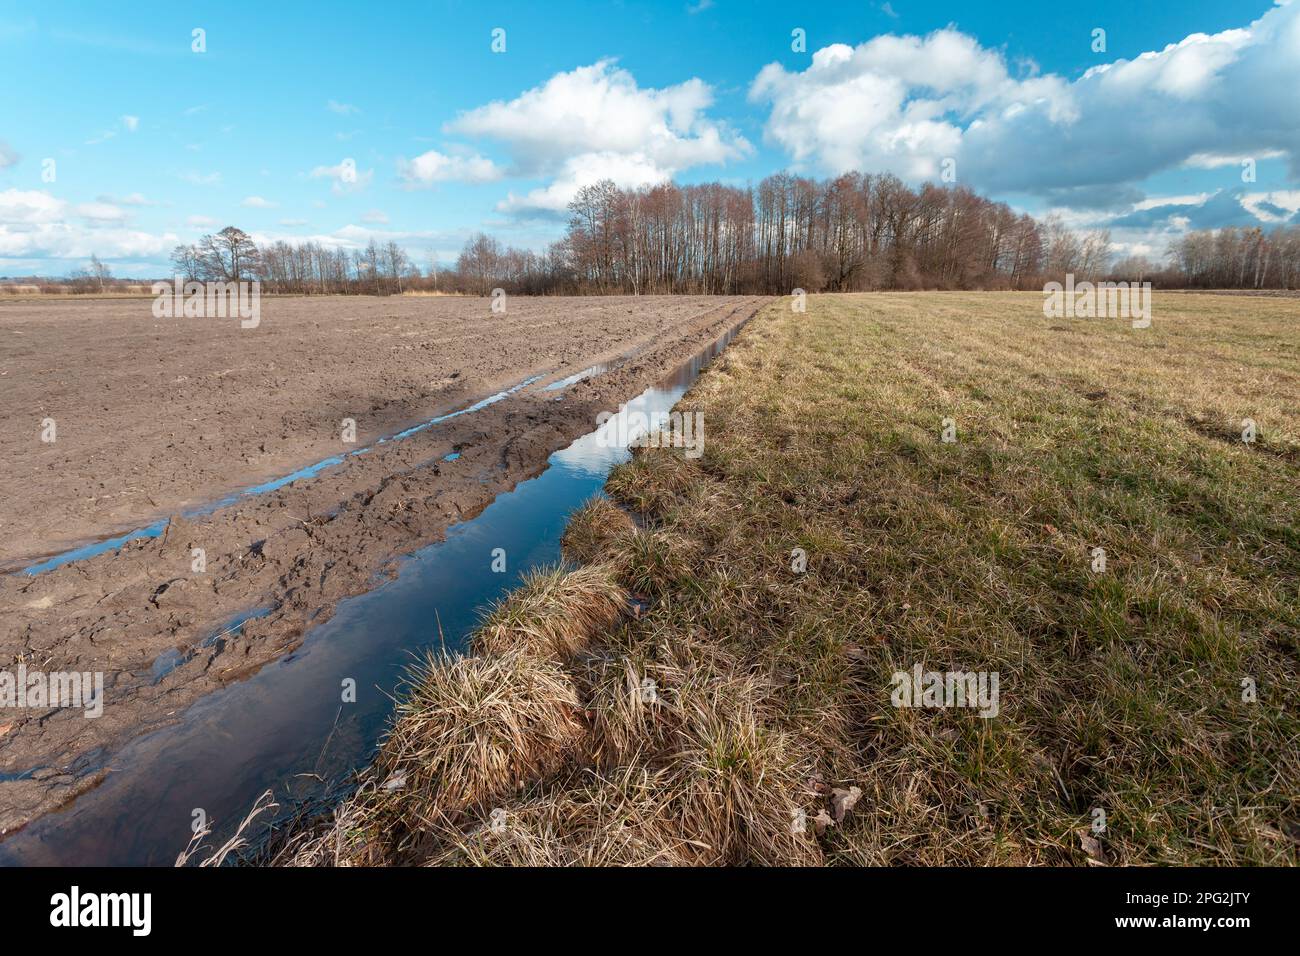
0;140;18;168
1240;189;1300;222
750;3;1300;204
398;149;503;186
245;224;470;261
0;189;177;262
497;152;669;215
86;114;140;146
309;158;373;195
448;59;749;216
327;100;360;115
0;189;65;224
1183;149;1286;169
186;215;216;227
74;201;128;223
750;30;1075;180
240;195;278;208
181;171;221;186
361;209;389;224
1132;193;1212;211
278;218;308;227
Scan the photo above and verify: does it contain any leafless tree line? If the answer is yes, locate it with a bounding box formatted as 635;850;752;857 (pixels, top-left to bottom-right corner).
14;176;1300;295
549;174;1052;294
1167;226;1300;290
166;228;420;295
171;176;1065;296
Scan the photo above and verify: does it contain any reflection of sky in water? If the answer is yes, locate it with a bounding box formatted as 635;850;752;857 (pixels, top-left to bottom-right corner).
0;370;696;866
541;363;607;391
0;318;748;866
552;385;683;478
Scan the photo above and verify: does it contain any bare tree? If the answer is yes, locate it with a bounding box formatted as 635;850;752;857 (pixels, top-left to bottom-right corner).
198;227;260;282
456;233;502;296
170;244;201;281
382;241;409;294
88;254;111;292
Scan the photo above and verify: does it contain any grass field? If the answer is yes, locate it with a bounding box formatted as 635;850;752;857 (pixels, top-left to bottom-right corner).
271;292;1299;866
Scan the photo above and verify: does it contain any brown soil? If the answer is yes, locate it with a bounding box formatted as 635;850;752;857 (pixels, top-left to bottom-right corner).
0;293;767;835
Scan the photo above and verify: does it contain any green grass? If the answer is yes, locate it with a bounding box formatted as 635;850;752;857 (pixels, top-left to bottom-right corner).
598;291;1298;864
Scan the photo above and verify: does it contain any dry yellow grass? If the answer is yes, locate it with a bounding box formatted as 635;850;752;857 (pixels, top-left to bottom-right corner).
471;564;627;660
373;648;585;835
267;291;1298;867
559;497;638;566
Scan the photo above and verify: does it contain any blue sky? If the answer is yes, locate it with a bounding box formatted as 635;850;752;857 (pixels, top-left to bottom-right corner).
1;0;1297;276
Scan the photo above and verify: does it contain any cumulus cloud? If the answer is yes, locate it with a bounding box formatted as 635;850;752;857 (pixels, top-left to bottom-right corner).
447;59;749;216
750;3;1300;204
750;31;1073;181
0;189;65;224
496;152;671;216
398;149;503;186
0;189;176;261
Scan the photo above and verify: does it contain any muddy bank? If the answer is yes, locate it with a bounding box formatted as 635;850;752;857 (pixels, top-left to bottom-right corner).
0;295;767;836
0;294;744;569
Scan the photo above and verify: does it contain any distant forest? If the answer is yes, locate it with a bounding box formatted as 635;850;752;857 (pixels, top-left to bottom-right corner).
13;173;1300;295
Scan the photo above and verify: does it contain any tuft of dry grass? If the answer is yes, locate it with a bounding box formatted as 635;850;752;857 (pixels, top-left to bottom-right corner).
424;764;703;867
605;444;708;515
373;649;585;833
561;496;638;566
470;563;628;660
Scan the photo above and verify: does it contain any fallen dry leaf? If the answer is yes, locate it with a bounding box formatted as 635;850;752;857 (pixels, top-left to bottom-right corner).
831;785;863;823
1078;831;1107;865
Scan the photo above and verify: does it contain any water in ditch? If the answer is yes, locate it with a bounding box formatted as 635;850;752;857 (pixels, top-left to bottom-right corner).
0;322;744;866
